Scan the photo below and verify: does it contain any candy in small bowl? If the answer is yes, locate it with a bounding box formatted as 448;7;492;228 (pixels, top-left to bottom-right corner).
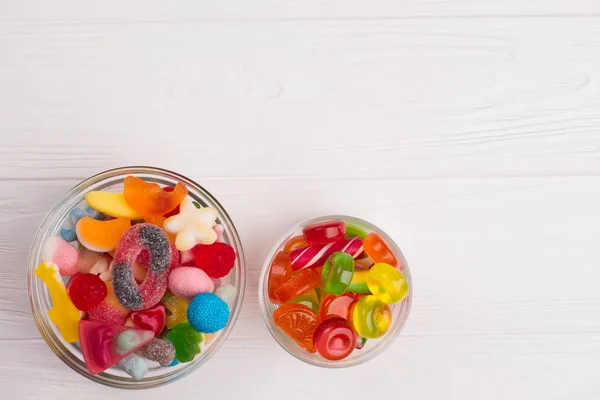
27;167;245;388
258;216;411;367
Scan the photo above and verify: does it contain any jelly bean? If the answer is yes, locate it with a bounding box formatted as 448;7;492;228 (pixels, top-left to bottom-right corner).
319;292;359;321
273;304;318;353
302;220;346;245
313;318;357;361
67;273;107;311
163;197;217;251
77;248;111;275
367;263;409;304
60;228;77;242
344;221;369;240
214;284;236;308
123;176;187;223
193;242;236;279
79;320;154;374
290;237;363;271
187;292;230;333
88;282;131;325
167;322;204;363
286;289;320;313
117;353;148;379
41;236;79;276
76;217;131;253
321;251;354;296
347;270;371;294
363;232;398;268
112;224;171;310
267;251;292;304
169;267;214;300
130;303;166;336
282;235;308;253
35;262;80;342
274;268;321;304
137;338;176;367
85;191;143;220
162;291;189;329
352;295;391;339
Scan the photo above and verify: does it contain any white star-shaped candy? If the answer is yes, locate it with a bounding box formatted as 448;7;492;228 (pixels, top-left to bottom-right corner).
163;198;218;251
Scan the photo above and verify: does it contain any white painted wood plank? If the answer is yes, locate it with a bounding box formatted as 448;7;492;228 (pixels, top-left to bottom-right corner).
0;18;599;180
1;0;600;21
1;177;599;398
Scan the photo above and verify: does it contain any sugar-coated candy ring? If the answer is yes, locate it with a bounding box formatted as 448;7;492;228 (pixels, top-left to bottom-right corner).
313;318;357;361
283;235;308;253
367;263;409;304
352;295;391;339
35;262;81;342
112;224;171;310
302;220;346;245
273;304;319;353
85;191;143;220
76;217;131;252
290;237;363;271
88;281;131;325
319;292;358;321
321;251;355;296
267;251;292;304
123;176;187;222
67;273;107;312
273;268;321;304
363;232;399;268
167;321;204;362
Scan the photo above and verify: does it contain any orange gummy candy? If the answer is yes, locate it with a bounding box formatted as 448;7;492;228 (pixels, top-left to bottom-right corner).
273;304;318;353
283;235;308;253
123;176;187;222
76;217;131;253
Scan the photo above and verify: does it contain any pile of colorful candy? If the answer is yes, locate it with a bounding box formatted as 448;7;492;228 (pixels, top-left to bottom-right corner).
267;220;409;361
35;176;237;378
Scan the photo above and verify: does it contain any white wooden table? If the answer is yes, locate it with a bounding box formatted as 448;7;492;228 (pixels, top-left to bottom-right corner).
2;1;599;398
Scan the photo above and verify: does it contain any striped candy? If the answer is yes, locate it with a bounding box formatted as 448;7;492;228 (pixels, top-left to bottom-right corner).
290;237;364;271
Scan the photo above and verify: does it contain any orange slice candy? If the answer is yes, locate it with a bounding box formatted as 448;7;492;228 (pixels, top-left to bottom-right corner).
123;176;187;222
273;303;319;353
76;217;131;252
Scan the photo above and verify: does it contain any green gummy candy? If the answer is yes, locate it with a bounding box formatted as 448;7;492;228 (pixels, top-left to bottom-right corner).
345;222;369;240
167;322;204;363
321;252;355;296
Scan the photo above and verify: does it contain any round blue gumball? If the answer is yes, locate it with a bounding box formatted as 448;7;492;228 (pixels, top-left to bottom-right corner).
187;292;230;333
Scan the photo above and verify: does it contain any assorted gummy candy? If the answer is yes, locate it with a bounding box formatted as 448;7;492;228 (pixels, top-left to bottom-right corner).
267;219;409;361
35;176;237;378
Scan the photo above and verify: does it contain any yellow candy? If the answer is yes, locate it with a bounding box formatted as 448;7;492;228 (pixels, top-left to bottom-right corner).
367;263;409;304
85;191;142;220
162;291;189;329
35;262;80;342
352;295;391;339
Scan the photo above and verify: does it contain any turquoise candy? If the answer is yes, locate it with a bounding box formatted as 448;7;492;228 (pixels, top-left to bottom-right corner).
321;251;355;296
187;293;230;333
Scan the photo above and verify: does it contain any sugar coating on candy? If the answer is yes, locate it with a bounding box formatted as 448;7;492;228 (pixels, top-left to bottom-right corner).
117;353;148;379
76;217;131;253
41;236;79;277
163;198;218;251
88;282;131;325
137;338;176;366
112;224;171;310
214;284;236;308
167;322;203;363
187;292;229;333
168;267;214;301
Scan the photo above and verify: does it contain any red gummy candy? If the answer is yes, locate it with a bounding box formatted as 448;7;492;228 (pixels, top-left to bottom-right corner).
302;220;346;245
67;273;108;312
130;303;166;336
193;242;236;279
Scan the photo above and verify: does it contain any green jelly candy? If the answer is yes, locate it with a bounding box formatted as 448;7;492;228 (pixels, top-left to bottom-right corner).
347;270;371;294
345;222;369;240
286;289;320;313
167;322;204;363
321;252;355;296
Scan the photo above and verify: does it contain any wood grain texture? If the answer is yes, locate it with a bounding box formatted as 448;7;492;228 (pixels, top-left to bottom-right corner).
1;1;599;399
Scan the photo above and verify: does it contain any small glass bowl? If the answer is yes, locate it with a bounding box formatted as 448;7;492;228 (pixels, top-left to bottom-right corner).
27;166;245;389
258;215;411;368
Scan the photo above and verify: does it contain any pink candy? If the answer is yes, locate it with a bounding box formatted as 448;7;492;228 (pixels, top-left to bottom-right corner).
77;248;111;275
289;237;364;271
41;236;79;276
168;267;214;300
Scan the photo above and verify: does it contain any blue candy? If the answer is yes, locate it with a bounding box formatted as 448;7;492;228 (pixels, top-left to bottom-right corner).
117;353;148;379
60;228;77;242
187;293;230;333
